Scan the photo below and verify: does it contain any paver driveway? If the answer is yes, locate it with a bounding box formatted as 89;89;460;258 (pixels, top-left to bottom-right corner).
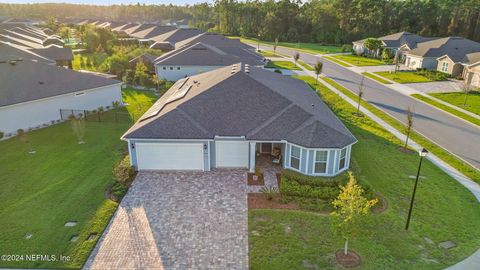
84;169;248;270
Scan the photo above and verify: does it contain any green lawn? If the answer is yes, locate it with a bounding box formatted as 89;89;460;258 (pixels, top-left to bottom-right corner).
0;89;157;269
298;60;314;71
232;36;347;55
258;50;277;57
323;55;352;67
362;72;393;84
250;75;480;269
265;61;301;70
320;76;480;183
332;54;390;66
430;91;480;116
412;94;480;126
374;71;433;84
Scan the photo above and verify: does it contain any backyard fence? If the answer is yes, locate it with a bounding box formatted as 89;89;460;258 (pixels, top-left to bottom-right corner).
59;109;134;123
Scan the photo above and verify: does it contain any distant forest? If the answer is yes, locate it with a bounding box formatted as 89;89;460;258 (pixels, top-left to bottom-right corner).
1;0;479;44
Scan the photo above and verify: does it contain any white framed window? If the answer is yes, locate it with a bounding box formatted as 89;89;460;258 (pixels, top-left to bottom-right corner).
290;145;301;170
441;62;449;72
339;148;347;170
162;66;166;70
170;66;173;70
177;67;181;70
314;150;328;174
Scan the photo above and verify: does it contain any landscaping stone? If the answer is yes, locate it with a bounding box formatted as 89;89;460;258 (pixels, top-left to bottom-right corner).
408;175;427;179
87;233;97;241
24;233;33;240
439;241;457;249
70;235;79;242
64;221;78;227
424;237;434;245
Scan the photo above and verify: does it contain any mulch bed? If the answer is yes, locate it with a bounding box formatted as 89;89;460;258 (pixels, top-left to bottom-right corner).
248;193;299;210
335;250;361;268
372;193;388;214
247;172;265;186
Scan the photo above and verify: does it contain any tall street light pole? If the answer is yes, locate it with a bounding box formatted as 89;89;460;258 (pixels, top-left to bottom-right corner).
405;148;429;230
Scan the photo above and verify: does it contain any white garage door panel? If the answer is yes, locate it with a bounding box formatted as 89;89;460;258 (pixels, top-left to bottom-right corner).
136;143;204;170
216;141;249;168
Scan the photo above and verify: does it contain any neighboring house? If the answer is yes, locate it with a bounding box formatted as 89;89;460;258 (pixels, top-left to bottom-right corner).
149;41;175;51
462;52;480;88
0;42;55;65
122;63;356;176
154;42;263;81
353;32;435;55
129;53;157;73
30;46;74;68
0;58;122;135
405;37;480;71
43;36;64;47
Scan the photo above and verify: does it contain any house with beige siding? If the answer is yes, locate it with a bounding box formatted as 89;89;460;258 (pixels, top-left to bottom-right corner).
461;52;480;88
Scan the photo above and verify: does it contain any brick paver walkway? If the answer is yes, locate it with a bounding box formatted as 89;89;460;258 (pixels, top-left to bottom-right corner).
84;169;248;270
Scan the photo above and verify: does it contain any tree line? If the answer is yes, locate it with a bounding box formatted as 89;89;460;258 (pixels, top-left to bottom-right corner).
1;0;479;44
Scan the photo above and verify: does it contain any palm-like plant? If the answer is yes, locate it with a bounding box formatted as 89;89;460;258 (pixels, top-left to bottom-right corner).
404;107;414;150
356;75;365;115
314;61;323;85
273;37;279;56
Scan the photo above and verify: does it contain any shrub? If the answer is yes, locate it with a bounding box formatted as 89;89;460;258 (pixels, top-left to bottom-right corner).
280;176;340;200
111;181;128;200
274;69;282;74
340;44;350;53
281;169;347;188
0;132;3;139
113;155;135;186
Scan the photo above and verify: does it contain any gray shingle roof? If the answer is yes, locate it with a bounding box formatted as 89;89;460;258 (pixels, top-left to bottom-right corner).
354;31;437;50
154;42;244;66
30;47;73;61
0;59;121;107
407;37;480;62
0;42;55;63
123;64;356;148
462;52;480;65
150;28;203;44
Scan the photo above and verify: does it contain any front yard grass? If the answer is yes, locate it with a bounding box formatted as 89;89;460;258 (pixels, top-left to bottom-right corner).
0;89;157;269
265;61;301;70
332;54;390;66
323;55;352;67
250;75;480;269
362;72;393;84
232;36;347;55
374;70;449;84
429;91;480;116
411;94;480;126
320;76;480;183
297;60;314;71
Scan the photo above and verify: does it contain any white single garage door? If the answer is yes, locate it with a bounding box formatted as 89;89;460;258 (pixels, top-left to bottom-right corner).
136;143;204;170
215;141;249;168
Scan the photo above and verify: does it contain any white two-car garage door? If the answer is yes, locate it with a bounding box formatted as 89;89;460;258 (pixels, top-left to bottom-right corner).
215;141;249;168
136;143;204;170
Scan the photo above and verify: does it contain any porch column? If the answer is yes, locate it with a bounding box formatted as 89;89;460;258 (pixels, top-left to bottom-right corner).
249;142;256;173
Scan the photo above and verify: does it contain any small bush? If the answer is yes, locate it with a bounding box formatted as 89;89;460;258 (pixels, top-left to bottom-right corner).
0;132;3;139
113;155;135;186
280;176;340;200
281;169;347;188
274;69;282;74
111;181;128;200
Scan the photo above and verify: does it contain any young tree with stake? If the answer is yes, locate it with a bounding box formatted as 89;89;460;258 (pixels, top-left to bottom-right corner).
273;37;278;56
461;80;471;106
356;75;365;115
293;52;300;67
314;61;323;85
331;172;377;256
404;107;414;150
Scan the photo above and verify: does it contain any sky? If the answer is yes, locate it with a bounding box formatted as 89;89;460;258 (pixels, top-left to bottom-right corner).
0;0;210;5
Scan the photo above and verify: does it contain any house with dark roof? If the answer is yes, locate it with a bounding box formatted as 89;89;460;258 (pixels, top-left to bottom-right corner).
122;63;356;175
353;32;436;55
150;28;203;45
153;42;265;81
404;37;480;73
0;58;122;135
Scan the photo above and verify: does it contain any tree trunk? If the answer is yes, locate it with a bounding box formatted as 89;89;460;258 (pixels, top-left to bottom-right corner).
344;238;349;255
404;132;410;149
316;74;319;85
463;92;468;106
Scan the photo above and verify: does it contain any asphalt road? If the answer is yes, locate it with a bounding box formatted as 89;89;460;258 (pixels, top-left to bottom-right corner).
254;43;480;172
